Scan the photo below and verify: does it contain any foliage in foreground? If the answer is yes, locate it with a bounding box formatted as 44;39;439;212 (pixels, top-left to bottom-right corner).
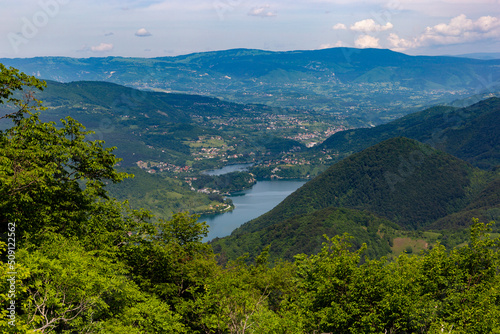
1;64;500;333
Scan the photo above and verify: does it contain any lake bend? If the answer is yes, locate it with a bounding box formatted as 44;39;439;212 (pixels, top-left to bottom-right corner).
200;179;307;241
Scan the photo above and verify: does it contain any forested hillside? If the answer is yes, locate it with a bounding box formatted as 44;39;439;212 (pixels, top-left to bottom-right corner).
211;207;399;262
2;64;500;333
239;137;490;230
319;97;500;170
213;137;499;261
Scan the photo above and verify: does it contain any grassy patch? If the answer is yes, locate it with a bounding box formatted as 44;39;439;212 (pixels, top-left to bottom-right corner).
187;137;226;148
391;237;429;256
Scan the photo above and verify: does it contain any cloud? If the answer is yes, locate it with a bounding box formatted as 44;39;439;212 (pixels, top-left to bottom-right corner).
332;23;347;30
355;35;380;48
350;19;393;33
248;5;277;17
475;16;500;32
421;15;500;44
388;15;500;51
90;43;114;52
388;33;417;51
135;28;152;37
320;41;346;49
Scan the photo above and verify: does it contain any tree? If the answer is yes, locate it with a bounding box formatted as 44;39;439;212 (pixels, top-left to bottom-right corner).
0;64;185;332
186;247;299;334
0;63;155;252
0;63;46;118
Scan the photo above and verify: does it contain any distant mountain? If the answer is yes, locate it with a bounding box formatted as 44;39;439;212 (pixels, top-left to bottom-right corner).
318;97;500;170
3;48;500;125
212;137;498;261
3;48;499;90
455;53;500;60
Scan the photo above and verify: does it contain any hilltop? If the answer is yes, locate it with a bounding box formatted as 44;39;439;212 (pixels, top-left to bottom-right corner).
236;138;484;231
212;137;499;261
318;97;500;170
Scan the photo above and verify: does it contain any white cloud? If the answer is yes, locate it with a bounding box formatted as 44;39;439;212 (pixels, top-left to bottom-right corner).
248;5;277;17
135;28;152;37
350;19;393;33
320;41;346;49
421;14;500;43
388;15;500;51
388;33;418;52
90;43;114;52
332;23;347;30
355;35;380;48
430;14;474;36
475;15;500;32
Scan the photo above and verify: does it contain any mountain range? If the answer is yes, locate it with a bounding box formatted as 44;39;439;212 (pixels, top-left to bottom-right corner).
318;97;500;170
3;48;500;91
3;48;500;126
1;53;499;262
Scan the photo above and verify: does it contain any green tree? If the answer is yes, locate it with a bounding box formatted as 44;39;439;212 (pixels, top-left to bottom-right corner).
293;234;367;332
0;64;186;332
0;63;46;118
186;247;299;334
121;212;220;333
0;111;136;245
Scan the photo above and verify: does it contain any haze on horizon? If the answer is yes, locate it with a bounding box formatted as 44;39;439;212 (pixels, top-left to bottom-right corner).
1;0;500;59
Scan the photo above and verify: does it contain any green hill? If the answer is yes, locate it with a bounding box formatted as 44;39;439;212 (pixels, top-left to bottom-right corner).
211;206;398;263
428;176;500;230
212;137;498;261
105;167;231;219
318;97;500;170
40;80;258;121
243;138;484;231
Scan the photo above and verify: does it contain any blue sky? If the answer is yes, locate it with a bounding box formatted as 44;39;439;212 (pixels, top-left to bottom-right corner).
1;0;500;58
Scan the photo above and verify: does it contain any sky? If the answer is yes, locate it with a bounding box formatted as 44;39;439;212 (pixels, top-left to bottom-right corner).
1;0;500;58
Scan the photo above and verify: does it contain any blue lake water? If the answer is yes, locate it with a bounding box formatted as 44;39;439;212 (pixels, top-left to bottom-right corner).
203;163;254;176
200;179;307;241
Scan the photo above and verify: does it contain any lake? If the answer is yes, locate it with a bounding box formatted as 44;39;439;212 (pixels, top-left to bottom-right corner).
203;163;254;176
200;179;307;241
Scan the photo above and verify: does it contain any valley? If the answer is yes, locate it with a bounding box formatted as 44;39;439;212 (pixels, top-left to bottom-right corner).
3;48;500;128
4;80;338;218
2;47;500;333
1;48;499;255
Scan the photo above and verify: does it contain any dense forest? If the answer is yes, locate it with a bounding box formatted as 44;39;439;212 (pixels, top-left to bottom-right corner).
1;65;500;333
213;136;499;262
318;98;500;170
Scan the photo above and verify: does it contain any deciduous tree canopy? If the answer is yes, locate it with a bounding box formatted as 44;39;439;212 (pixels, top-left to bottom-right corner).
1;65;499;333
